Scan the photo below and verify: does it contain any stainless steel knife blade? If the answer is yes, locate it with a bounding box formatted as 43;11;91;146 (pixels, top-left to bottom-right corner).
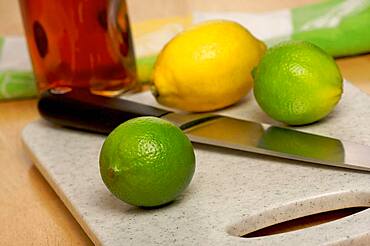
162;113;370;172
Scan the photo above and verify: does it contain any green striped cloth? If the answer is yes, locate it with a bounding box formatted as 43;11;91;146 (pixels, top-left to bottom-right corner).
1;0;369;100
0;37;36;100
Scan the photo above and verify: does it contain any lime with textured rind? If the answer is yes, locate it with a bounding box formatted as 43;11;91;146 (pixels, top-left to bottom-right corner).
253;40;343;125
99;117;195;207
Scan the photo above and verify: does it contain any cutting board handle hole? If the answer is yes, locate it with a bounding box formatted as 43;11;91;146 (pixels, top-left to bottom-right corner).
241;206;368;238
227;191;370;238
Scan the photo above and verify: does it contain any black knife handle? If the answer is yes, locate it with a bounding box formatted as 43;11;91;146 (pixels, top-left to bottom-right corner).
38;87;171;134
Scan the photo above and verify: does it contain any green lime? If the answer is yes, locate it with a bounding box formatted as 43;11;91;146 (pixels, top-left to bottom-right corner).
253;40;343;125
99;116;195;207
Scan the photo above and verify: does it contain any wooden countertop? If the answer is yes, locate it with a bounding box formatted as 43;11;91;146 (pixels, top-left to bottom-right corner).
0;1;369;245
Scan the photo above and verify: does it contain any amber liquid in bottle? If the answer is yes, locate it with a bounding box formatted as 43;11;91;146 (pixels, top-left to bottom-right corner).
19;0;136;96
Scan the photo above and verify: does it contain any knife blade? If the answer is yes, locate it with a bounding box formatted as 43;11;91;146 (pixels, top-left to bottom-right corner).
38;87;370;172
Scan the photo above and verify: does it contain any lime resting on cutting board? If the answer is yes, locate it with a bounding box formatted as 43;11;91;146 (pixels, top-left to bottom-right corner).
253;40;343;125
99;116;196;207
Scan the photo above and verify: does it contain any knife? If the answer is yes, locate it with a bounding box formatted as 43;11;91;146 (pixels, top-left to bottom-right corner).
38;87;370;172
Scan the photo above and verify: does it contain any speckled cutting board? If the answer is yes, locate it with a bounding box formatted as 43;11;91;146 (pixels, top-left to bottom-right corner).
22;81;370;246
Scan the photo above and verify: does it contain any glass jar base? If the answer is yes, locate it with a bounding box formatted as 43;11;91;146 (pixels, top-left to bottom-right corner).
90;87;129;97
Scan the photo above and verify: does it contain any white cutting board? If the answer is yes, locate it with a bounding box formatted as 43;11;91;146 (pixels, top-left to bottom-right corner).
22;81;370;245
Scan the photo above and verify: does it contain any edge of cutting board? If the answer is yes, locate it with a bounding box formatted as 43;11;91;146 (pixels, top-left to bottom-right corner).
21;136;100;245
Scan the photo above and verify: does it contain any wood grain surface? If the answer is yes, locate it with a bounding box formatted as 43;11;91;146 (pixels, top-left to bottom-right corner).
0;1;369;245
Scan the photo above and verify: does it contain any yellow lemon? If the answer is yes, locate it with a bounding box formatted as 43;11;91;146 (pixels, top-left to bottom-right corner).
152;20;266;112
